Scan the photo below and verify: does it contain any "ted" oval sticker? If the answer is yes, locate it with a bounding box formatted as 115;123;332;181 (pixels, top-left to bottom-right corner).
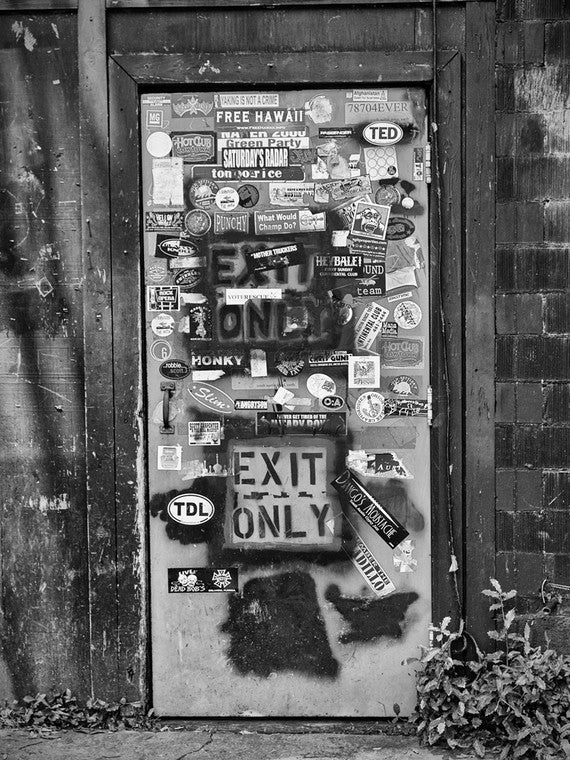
167;493;215;525
363;122;403;146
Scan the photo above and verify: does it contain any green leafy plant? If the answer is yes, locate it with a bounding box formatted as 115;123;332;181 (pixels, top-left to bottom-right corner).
0;689;159;732
414;580;570;758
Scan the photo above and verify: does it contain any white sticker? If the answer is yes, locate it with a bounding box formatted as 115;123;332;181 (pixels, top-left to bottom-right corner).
226;288;282;305
215;187;239;211
348;356;380;389
146;131;172;158
393;539;417;573
271;387;295;405
306;373;337;399
231;376;299;391
157;445;182;471
355;392;385;424
151;313;175;337
152;157;184;207
355;301;389;349
393;301;422;330
351;533;396;597
250;349;268;378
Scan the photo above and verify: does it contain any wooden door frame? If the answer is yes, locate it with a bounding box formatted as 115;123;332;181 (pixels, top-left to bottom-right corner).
107;47;491;707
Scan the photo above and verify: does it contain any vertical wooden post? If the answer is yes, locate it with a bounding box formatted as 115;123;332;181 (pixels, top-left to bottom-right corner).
78;0;120;698
465;1;496;644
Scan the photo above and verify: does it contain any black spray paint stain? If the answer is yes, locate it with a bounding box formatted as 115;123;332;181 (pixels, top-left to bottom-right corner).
325;584;419;644
221;571;339;679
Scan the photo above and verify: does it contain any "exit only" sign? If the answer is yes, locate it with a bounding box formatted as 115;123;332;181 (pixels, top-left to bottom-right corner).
226;444;341;551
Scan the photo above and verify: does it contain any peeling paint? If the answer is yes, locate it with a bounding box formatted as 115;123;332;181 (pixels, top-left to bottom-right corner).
11;21;37;52
26;494;71;514
198;59;221;76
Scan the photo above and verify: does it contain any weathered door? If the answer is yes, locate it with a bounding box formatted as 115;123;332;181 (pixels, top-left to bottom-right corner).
140;86;431;717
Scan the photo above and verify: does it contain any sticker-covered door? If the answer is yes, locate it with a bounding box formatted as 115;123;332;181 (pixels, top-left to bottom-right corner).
140;88;431;717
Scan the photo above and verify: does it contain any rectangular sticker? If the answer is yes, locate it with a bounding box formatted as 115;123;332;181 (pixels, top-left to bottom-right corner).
157;445;182;471
215;108;305;127
179;304;212;340
379;337;425;368
231;376;298;391
214;212;249;235
152;157;184;207
227;444;340;550
348;355;381;389
256;412;347;437
217;93;280;108
355;301;389;349
345;100;413;124
192;164;305;183
245;242;304;273
350;200;391;240
351;534;396;597
171;132;216;162
145;211;184;231
186;350;246;371
147;286;180;311
319;176;372;202
331;470;408;549
188;420;221;446
307;350;351;367
168;567;238;593
234;399;269;411
226;288;283;305
254;208;326;235
268;182;314;206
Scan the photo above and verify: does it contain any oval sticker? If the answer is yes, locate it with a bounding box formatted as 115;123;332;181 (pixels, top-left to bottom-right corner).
188;382;234;414
174;269;202;288
167;493;215;525
157;237;180;257
363;122;403;146
160;360;190;380
321;394;345;410
386;216;416;240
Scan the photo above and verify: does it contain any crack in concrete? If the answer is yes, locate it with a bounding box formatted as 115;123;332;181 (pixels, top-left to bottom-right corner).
173;730;215;760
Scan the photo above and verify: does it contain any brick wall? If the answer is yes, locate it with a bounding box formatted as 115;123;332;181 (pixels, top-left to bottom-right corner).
495;0;570;611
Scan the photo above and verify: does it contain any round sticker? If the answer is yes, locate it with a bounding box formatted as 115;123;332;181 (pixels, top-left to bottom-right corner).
184;209;211;237
275;352;304;377
386;216;415;240
146;263;168;283
151;313;175;337
238;184;260;208
150;339;172;362
146;132;172;158
307;373;337;399
355;392;386;424
332;301;353;326
189;179;218;210
394;301;422;330
388;375;419;396
167;493;215;526
215;187;240;211
375;185;401;206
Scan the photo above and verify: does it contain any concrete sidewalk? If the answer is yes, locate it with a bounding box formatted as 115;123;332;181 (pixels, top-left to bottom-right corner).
0;726;481;760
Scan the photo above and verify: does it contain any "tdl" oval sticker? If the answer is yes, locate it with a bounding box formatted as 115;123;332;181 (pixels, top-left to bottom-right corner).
363;122;403;146
167;493;215;525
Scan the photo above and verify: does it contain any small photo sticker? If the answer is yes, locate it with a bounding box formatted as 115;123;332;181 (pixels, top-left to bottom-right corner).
348;355;380;389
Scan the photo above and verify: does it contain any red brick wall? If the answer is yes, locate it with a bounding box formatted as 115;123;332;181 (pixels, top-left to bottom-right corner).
495;0;570;610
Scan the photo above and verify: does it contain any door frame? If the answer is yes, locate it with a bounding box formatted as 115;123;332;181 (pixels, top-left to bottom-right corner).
105;45;493;707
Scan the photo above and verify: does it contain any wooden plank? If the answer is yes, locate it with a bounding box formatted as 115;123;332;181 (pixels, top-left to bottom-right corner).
0;0;77;8
465;2;496;645
113;50;435;84
107;0;477;7
108;7;417;56
430;51;465;627
78;0;120;699
108;58;147;703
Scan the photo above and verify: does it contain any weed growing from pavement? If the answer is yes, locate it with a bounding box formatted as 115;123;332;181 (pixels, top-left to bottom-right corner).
414;580;570;758
0;690;160;732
